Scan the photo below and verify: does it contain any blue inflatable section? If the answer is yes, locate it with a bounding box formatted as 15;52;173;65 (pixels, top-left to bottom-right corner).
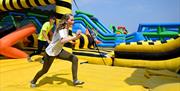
125;32;145;43
6;12;45;33
20;16;42;33
73;20;117;47
74;14;116;36
73;13;125;47
137;23;180;41
73;20;87;33
91;17;113;33
138;23;180;32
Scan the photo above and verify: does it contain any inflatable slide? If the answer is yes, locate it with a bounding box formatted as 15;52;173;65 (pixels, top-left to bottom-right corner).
73;10;125;47
0;23;36;58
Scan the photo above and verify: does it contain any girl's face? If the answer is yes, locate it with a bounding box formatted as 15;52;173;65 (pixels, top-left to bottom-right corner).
67;16;74;27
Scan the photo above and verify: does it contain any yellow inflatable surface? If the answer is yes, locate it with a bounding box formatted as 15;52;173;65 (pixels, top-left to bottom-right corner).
151;83;180;91
0;56;179;91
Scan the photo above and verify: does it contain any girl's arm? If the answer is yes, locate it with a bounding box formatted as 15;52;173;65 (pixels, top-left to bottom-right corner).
60;30;81;44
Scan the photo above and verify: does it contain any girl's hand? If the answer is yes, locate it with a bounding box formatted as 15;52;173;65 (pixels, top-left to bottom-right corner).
75;30;81;39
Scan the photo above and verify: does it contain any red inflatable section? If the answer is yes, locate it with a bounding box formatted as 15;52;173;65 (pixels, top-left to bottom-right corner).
0;23;36;58
0;47;28;58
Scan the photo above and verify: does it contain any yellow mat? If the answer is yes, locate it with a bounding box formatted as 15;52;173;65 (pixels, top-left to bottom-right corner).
0;56;179;91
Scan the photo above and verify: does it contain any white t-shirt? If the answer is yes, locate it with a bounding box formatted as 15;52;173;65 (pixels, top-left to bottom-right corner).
46;29;68;56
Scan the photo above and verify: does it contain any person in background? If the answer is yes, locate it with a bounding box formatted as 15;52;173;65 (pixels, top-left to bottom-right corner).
90;28;101;44
85;27;101;48
27;15;55;62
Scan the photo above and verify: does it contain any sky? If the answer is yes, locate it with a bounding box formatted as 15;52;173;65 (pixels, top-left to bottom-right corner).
72;0;180;33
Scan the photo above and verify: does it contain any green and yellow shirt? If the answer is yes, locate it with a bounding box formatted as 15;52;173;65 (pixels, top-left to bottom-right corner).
38;22;53;41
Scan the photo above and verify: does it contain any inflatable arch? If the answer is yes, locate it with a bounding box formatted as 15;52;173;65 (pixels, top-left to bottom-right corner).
0;0;72;58
0;0;72;21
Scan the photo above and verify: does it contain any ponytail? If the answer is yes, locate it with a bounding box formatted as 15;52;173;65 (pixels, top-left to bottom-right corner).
56;14;73;32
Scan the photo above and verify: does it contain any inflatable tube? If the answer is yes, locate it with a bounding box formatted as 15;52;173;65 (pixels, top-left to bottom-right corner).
32;33;38;47
0;0;55;11
63;47;72;53
151;83;180;91
0;23;36;48
77;55;112;66
73;50;107;57
78;34;87;49
75;10;94;17
73;48;113;66
74;38;80;50
0;23;36;58
115;35;180;60
80;34;88;49
114;57;180;72
72;34;94;49
0;47;28;58
22;33;38;48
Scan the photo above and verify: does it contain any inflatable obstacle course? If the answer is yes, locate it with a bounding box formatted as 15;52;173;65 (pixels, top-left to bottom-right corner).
0;23;36;58
115;35;180;60
73;10;126;47
138;23;180;41
0;0;72;58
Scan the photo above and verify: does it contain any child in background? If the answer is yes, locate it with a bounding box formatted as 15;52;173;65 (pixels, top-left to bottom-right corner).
28;16;55;62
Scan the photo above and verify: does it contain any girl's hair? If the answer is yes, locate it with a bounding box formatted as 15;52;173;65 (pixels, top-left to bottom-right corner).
56;14;73;31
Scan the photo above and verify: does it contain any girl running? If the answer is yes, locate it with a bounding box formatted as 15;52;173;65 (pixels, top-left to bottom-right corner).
30;14;84;88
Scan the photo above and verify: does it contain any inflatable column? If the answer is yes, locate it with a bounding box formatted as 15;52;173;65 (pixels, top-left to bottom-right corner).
55;0;72;52
55;0;72;21
0;0;55;12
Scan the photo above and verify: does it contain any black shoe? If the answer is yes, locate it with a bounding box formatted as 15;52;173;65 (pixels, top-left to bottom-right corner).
73;80;85;86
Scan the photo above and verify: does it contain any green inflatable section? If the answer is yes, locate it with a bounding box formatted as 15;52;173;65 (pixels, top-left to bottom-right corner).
74;17;116;40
